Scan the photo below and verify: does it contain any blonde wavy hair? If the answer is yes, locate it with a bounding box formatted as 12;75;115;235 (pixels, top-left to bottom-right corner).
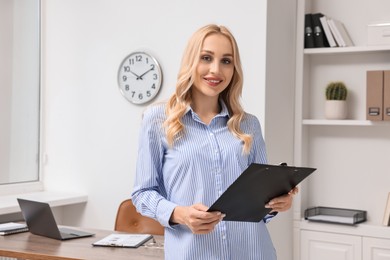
164;24;253;154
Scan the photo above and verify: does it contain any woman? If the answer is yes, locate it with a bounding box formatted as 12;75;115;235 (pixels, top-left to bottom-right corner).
132;24;297;260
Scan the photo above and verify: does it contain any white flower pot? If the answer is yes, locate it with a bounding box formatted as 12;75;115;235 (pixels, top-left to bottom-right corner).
325;100;347;119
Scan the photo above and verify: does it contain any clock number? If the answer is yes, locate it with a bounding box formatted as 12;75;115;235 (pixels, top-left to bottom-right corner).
151;83;156;89
129;58;134;65
138;93;143;100
124;66;130;72
153;74;158;80
122;75;127;81
131;91;136;97
150;64;155;70
146;91;151;97
125;84;130;91
136;55;142;62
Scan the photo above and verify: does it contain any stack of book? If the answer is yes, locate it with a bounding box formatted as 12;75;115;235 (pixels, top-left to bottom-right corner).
0;222;29;236
305;13;354;48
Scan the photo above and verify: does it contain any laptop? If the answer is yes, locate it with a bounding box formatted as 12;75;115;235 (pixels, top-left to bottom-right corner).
17;198;94;240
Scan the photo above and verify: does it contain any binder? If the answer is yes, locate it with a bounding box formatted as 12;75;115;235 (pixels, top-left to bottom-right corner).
207;163;316;222
0;222;28;236
366;70;384;121
311;13;330;47
304;14;315;48
384;70;390;121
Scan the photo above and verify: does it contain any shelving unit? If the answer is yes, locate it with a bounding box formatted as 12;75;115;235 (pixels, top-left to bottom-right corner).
304;45;390;55
294;0;390;259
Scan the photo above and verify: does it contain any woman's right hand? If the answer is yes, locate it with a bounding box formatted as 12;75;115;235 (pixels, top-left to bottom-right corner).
170;203;225;234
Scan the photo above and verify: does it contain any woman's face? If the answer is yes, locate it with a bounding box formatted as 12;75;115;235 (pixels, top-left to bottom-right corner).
192;33;234;100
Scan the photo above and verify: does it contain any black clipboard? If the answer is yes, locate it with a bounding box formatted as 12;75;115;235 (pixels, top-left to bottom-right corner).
207;163;316;222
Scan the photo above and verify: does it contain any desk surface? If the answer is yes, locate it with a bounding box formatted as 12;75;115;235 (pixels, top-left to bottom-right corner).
0;227;164;260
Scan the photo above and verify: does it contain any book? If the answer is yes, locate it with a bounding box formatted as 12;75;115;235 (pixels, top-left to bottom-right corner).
92;234;153;248
304;14;315;48
328;18;354;47
311;13;330;47
0;222;29;236
327;18;344;46
320;16;337;47
383;192;390;226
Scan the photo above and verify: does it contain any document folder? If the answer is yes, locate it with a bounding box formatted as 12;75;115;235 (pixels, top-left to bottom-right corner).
208;163;316;222
366;70;384;121
384;70;390;121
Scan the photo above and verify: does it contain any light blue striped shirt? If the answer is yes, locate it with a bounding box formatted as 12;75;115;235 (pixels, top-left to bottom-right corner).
132;101;277;260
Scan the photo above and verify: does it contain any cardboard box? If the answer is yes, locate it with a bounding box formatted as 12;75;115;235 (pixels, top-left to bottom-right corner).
367;22;390;46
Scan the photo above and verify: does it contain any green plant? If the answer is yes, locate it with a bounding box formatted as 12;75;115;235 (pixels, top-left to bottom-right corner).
325;81;348;100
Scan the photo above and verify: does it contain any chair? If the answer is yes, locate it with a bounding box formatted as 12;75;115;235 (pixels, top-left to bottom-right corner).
114;199;164;235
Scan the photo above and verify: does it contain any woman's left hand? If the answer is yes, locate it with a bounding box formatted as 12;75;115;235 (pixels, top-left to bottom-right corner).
265;186;299;213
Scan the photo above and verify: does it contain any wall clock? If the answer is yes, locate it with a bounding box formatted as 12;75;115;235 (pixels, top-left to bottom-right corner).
117;51;163;104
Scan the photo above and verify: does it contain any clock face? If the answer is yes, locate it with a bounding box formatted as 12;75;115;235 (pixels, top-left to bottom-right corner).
117;51;162;104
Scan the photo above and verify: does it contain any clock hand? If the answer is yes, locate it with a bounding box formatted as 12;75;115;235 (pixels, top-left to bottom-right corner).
138;67;154;80
129;69;142;80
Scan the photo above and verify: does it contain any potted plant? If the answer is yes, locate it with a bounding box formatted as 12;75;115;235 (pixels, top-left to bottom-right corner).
325;81;348;119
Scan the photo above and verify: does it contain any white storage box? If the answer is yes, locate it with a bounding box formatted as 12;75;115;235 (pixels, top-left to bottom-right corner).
367;22;390;46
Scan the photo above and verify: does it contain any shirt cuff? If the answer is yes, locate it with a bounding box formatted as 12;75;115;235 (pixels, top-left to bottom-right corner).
263;212;278;223
156;199;178;227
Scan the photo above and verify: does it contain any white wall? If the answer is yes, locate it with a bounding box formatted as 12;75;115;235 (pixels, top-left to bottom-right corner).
43;0;267;226
42;1;296;259
265;1;297;260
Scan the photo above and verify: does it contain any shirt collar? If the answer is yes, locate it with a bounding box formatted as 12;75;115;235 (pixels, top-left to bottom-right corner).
219;100;230;117
185;99;231;118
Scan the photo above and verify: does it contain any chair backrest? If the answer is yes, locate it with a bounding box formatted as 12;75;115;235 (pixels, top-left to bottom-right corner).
114;199;164;236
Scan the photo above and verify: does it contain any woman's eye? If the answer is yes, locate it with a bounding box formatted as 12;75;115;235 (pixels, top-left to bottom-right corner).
221;58;232;65
201;55;212;62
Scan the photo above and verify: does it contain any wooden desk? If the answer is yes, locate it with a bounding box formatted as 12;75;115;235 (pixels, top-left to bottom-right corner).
0;227;164;260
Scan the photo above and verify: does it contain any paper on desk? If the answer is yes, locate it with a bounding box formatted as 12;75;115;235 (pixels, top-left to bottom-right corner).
92;234;153;248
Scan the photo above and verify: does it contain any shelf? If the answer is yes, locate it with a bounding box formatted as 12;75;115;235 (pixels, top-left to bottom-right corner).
302;119;390;126
295;0;390;258
0;191;88;215
304;45;390;55
298;219;390;240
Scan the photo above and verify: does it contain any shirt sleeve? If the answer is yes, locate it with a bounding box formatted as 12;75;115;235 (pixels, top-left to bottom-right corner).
131;105;177;227
247;114;268;165
246;114;278;223
263;212;278;223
